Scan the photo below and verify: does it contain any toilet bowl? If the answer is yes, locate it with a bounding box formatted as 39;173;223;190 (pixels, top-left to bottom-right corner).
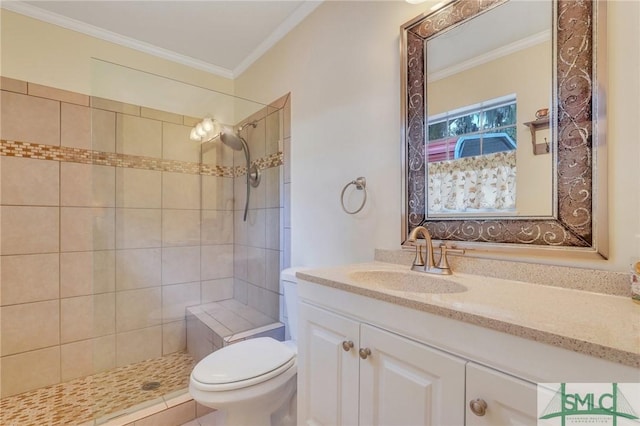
189;268;302;426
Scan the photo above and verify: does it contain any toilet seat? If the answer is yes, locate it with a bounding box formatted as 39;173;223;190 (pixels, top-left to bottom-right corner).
191;337;296;392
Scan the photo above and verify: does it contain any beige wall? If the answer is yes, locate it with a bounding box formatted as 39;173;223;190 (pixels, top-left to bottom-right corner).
0;9;233;100
236;0;640;272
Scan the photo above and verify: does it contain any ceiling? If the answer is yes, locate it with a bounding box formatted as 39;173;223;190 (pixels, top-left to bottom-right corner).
2;0;322;78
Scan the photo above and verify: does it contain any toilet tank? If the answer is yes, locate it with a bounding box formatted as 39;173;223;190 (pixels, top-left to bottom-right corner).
281;267;303;342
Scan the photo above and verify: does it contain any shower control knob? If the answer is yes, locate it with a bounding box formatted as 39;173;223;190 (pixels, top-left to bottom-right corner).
359;348;372;360
342;340;354;352
469;398;488;416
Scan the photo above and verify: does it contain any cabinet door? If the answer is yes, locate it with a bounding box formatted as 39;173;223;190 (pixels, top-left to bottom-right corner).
298;302;360;426
359;324;466;426
466;362;538;426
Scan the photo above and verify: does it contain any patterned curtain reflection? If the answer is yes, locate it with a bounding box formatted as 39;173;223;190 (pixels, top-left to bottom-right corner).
427;151;516;213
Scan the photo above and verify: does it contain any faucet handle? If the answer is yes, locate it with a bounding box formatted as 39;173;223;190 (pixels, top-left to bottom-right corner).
412;242;425;267
437;244;464;270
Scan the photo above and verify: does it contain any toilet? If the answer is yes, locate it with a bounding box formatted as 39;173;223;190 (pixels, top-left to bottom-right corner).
189;268;301;426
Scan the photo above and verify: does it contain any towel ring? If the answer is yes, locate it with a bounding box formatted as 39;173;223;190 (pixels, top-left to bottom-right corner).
341;177;367;214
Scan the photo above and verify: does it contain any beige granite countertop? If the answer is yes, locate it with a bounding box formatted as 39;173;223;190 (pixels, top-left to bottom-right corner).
297;262;640;369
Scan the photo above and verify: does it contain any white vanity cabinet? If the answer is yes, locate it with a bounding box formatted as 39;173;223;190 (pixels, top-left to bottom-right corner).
465;363;538;425
297;273;638;426
299;302;466;426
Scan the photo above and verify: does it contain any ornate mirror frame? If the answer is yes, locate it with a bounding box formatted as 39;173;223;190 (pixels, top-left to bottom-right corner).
401;0;608;257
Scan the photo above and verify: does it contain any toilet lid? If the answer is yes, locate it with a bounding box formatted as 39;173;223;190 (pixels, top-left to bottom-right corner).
192;337;296;386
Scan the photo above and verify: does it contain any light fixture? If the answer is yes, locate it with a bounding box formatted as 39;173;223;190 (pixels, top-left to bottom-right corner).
189;117;221;143
405;0;428;4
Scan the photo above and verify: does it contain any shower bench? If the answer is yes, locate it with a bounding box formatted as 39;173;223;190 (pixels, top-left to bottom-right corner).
186;300;285;363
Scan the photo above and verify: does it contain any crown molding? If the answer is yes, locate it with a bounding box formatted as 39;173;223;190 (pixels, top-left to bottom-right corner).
428;29;551;83
1;1;231;79
233;1;323;77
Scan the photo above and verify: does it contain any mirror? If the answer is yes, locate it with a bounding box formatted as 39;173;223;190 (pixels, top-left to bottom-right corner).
401;0;607;256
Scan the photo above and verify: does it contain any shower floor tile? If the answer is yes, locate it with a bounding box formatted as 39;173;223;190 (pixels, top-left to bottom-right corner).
0;351;195;426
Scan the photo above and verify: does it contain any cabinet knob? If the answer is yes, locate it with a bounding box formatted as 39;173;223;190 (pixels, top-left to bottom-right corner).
341;340;354;352
359;348;372;359
469;398;488;416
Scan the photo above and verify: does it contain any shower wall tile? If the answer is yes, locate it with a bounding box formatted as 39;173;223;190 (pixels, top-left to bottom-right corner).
247;285;279;320
60;335;116;381
116;287;162;332
1;300;60;355
92;108;117;152
60;250;115;297
116;168;162;208
233;176;246;211
141;107;182;125
265;208;280;250
0;90;60;145
1;253;59;305
233;244;248;281
248;174;266;209
162;282;200;322
116;114;162;158
162;246;201;285
284;183;291;228
91;97;140;116
284;137;291;183
264;167;280;209
163;122;199;162
233;279;249;305
115;248;162;291
60;207;116;252
60;163;116;207
201;244;233;280
234;210;248;246
0;76;27;94
162;320;187;356
60;293;115;343
202;176;234;210
246;209;266;249
266;109;282;155
0;82;288;391
201;278;234;303
265;249;281;294
28;82;89;106
116;326;162;367
61;102;90;149
1;156;59;206
0;346;61;398
163;172;201;209
116;208;162;249
283;228;291;269
246;118;266;161
201;210;233;245
163;209;201;247
202;142;232;167
246;247;266;288
0;206;59;255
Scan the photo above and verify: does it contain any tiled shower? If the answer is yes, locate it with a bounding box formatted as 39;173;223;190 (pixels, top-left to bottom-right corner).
0;74;291;423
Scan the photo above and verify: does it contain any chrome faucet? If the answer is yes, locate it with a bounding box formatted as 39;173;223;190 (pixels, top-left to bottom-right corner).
408;226;464;275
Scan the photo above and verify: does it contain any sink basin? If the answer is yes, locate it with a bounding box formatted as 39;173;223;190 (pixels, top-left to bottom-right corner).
347;270;468;294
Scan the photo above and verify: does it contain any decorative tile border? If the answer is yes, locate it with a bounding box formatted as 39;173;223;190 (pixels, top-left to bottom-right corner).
0;139;282;178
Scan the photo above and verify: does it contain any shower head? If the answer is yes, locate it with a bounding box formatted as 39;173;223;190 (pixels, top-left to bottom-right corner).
219;129;246;151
